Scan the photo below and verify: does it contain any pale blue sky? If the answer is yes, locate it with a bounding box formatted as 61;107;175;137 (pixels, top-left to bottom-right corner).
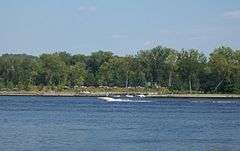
0;0;240;55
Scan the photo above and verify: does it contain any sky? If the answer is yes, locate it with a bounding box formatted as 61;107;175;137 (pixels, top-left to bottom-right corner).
0;0;240;56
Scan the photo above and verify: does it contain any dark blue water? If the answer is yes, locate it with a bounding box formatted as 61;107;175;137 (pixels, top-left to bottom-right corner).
0;96;240;151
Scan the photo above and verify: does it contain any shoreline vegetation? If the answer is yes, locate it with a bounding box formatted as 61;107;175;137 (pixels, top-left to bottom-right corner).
0;87;240;98
0;46;240;95
1;91;240;99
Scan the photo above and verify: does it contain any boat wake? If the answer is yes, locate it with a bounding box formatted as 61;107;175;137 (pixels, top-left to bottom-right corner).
98;97;150;103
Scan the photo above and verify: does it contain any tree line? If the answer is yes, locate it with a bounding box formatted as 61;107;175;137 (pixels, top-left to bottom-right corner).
0;46;240;93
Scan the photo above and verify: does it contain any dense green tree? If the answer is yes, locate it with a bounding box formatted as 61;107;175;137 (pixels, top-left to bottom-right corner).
0;54;37;90
137;46;175;86
165;51;178;87
232;50;240;93
177;49;206;93
86;51;113;85
71;54;87;65
209;47;237;92
67;62;86;88
98;57;127;87
99;56;146;87
39;53;68;86
127;57;146;87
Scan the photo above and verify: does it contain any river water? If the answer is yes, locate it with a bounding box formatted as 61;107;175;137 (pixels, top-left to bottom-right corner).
0;96;239;151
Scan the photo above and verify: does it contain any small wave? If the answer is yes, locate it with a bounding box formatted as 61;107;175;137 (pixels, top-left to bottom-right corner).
210;101;238;104
98;97;151;103
188;100;238;104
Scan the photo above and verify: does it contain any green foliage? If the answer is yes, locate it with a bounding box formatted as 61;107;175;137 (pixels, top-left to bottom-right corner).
98;57;128;86
137;46;174;86
209;47;237;93
39;53;68;86
0;45;240;94
68;62;86;87
177;49;206;93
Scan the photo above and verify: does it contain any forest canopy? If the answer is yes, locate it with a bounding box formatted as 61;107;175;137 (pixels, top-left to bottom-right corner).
0;46;240;94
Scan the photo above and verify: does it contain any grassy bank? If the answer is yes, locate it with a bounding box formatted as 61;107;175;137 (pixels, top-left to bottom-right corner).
0;86;240;98
0;86;171;96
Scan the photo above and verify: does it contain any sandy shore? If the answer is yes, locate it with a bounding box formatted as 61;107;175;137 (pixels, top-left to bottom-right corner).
0;91;240;99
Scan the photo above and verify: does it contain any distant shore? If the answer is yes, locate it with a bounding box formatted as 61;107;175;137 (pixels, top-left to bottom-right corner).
0;91;240;99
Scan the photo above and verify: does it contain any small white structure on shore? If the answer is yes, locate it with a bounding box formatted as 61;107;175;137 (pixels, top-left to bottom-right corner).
126;95;134;98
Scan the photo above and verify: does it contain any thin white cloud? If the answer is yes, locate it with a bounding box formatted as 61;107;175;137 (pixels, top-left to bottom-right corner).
143;40;159;47
223;10;240;19
143;41;152;46
77;5;97;13
111;34;128;39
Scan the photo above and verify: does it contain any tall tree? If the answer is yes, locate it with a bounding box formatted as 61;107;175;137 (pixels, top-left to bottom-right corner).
86;51;113;85
67;62;86;88
137;46;175;86
177;49;206;93
39;53;68;86
209;46;235;92
98;57;127;87
165;51;178;87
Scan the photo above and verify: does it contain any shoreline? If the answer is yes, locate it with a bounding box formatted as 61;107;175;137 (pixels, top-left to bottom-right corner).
0;91;240;99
